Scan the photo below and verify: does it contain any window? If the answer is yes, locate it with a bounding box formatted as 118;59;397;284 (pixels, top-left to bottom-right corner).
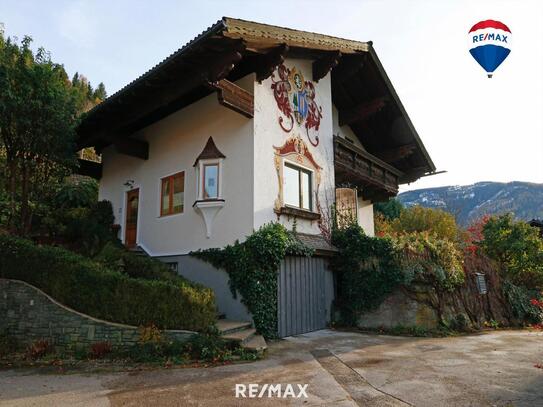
160;172;184;216
284;162;312;210
203;164;219;199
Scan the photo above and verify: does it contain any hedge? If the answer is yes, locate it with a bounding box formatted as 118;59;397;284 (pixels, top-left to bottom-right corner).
0;235;216;331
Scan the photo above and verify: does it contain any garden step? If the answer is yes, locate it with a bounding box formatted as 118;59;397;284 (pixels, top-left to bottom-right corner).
216;320;252;335
243;334;267;352
222;328;256;345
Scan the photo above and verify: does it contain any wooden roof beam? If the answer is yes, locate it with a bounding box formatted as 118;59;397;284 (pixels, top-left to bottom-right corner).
376;143;416;162
312;51;341;82
331;54;367;84
338;96;388;126
255;44;289;83
113;137;149;160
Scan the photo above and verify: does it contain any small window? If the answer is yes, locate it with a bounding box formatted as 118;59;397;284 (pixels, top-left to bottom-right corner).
203;164;219;199
284;162;312;210
160;172;185;216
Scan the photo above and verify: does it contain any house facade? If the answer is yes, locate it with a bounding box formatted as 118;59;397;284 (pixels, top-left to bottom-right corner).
78;18;435;335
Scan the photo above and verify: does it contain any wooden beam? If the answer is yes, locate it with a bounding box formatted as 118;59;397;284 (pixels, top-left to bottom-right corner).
255;44;289;83
213;79;254;118
77;158;102;179
113;137;149;160
338;96;388;126
331;54;366;84
377;143;416;162
80;47;246;148
312;51;341;82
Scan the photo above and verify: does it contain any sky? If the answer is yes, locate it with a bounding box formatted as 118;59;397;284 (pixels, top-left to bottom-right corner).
1;0;542;192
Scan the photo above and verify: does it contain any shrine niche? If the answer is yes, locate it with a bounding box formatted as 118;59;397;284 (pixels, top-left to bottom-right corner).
271;64;323;146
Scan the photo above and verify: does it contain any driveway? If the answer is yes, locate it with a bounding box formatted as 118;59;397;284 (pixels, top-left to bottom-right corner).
0;330;542;406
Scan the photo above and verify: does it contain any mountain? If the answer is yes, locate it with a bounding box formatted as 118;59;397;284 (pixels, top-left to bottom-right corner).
398;181;543;227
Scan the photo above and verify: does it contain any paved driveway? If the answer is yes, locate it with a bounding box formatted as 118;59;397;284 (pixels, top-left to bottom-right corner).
1;330;542;406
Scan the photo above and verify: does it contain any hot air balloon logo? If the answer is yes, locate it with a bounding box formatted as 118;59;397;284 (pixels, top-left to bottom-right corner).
468;20;511;78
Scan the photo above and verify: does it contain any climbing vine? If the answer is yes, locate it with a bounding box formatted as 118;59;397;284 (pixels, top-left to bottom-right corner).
192;223;313;338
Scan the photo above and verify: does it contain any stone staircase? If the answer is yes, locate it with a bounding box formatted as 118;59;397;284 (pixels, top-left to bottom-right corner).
216;319;267;353
129;245;149;257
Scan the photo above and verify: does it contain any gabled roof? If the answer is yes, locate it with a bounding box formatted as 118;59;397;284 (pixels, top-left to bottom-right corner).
78;17;435;181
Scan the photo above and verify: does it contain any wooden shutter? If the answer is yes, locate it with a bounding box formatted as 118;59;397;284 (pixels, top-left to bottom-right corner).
335;188;357;228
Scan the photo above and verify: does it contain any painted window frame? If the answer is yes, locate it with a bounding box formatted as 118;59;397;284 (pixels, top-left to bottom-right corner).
283;161;313;211
159;171;185;217
196;158;224;201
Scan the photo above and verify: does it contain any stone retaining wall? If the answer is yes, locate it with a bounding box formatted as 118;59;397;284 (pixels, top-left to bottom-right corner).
0;279;195;351
357;289;438;330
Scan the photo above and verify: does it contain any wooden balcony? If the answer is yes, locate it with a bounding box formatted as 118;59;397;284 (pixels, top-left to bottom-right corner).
334;136;403;200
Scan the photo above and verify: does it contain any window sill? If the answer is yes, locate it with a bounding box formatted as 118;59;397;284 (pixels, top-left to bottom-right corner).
274;206;321;220
192;198;225;207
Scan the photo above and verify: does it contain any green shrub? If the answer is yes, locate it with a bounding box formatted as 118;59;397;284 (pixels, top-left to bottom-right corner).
502;280;542;324
54;176;98;209
0;235;216;331
481;214;543;289
193;223;313;339
95;242;178;281
391;205;459;241
331;224;404;325
394;232;465;291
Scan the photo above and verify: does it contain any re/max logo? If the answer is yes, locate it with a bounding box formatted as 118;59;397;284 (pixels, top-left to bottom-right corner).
472;33;508;43
235;383;309;398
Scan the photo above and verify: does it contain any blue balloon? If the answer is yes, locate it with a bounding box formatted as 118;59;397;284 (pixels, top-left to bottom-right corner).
468;20;512;78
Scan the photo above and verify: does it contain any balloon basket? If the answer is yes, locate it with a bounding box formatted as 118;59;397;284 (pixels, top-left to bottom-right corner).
487;74;493;78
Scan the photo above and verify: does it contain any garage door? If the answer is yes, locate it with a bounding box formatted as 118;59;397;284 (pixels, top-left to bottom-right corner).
277;256;334;338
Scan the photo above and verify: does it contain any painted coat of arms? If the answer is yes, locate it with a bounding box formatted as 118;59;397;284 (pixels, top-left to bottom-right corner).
271;64;323;146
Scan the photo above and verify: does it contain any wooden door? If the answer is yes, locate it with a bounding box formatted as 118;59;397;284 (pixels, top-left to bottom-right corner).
277;256;334;338
125;188;139;248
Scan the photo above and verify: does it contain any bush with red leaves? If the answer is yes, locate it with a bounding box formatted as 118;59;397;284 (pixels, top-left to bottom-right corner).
89;341;112;359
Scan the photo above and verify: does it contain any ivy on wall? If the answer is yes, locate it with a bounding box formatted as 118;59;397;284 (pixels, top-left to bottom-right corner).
192;223;313;338
331;224;404;325
331;224;467;326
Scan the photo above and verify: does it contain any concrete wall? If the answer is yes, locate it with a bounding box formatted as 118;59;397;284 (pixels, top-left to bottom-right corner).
99;75;255;256
0;279;194;352
253;59;335;235
157;255;252;322
357;289;438;330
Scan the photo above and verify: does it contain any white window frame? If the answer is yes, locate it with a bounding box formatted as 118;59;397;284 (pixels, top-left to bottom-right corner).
282;159;314;211
196;158;224;201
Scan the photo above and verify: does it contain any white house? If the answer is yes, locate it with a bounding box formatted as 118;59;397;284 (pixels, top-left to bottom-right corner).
77;18;435;337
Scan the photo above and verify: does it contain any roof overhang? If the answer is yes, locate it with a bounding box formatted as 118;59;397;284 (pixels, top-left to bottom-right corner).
77;17;435;183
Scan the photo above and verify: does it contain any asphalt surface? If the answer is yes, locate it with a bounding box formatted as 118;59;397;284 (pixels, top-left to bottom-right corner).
1;329;542;406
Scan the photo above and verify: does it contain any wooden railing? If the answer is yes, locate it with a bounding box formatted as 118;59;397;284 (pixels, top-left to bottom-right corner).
333;136;402;197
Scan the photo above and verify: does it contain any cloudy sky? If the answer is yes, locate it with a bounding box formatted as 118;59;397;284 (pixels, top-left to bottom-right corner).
2;0;542;191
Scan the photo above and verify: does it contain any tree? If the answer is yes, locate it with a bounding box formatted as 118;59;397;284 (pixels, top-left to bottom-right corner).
481;214;543;288
391;205;459;241
374;198;403;220
0;30;105;234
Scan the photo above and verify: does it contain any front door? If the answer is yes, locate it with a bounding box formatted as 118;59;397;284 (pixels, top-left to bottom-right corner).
125;188;139;248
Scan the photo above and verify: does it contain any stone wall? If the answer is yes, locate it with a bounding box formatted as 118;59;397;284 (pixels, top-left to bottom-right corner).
357;289;439;330
0;279;195;351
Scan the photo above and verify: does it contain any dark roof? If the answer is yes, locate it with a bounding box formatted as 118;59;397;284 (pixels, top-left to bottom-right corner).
193;137;226;166
296;233;338;255
78;17;435;180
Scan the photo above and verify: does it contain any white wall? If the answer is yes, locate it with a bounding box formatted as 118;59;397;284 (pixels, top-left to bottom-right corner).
357;198;375;236
252;59;335;235
99;76;255;255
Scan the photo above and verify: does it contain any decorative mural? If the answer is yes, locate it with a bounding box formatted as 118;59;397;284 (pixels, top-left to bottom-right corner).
271;64;323;146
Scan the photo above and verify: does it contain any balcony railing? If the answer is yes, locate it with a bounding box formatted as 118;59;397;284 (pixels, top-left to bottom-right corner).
334;136;402;198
